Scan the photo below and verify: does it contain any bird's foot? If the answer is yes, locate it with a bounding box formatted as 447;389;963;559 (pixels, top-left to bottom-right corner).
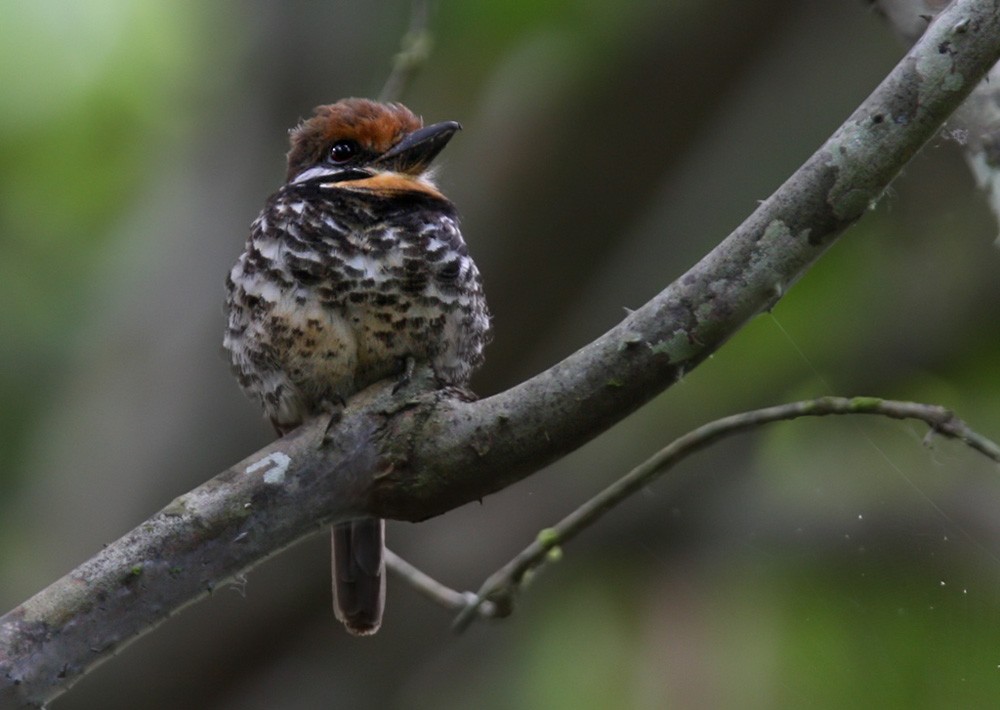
321;396;347;444
392;355;417;395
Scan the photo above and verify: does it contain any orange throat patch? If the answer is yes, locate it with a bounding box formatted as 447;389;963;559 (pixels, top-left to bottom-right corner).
338;172;445;200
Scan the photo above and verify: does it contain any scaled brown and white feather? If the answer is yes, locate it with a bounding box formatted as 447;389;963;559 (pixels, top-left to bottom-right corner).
224;98;490;634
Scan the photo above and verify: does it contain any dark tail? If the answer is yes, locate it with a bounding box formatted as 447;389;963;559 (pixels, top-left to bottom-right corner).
332;518;385;635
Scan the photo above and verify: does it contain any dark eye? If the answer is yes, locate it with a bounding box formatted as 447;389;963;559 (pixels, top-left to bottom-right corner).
329;140;358;163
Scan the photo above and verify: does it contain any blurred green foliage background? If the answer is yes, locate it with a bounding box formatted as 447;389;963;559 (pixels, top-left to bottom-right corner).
2;1;1000;708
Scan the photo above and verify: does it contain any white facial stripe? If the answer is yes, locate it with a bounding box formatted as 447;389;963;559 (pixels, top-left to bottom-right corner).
290;166;343;185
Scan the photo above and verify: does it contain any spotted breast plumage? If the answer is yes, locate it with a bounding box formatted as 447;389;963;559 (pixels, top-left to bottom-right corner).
224;99;490;635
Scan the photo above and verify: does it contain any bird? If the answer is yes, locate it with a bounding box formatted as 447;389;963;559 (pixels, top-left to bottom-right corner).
223;98;490;635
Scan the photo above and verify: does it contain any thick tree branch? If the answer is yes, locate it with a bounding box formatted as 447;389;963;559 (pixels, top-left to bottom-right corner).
370;0;1000;520
3;0;1000;706
874;0;1000;234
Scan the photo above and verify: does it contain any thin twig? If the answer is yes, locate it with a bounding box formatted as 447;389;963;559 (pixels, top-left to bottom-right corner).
451;396;1000;631
378;0;433;103
384;548;497;617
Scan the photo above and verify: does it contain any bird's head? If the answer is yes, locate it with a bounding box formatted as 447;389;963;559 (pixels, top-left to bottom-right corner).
284;98;460;199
